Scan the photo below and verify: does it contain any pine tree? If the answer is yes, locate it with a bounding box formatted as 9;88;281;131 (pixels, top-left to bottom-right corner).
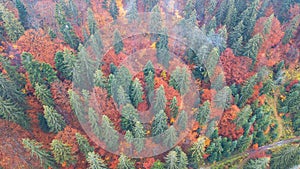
88;107;101;137
169;67;190;95
189;137;205;168
270;145;300;169
240;0;259;41
163;126;178;148
109;0;119;20
213;86;232;110
236;134;253;153
15;0;28;29
153;85;167;114
68;89;85;122
22;138;57;169
164;151;178;169
211;72;225;91
156;28;170;68
217;25;228;53
206;137;223;163
263;14;274;35
207;0;217;15
125;130;134;144
232;36;243;56
176;110;187;130
150;5;162;41
152;110;168;137
130;78;143;107
43;105;66;133
90;30;104;60
143;61;155;77
68;0;80;25
238;75;257;107
50;139;75;166
113;29;123;54
206;48;220;77
170;97;179;119
282;14;300;45
34;83;54;107
224;0;237;29
243;34;263;68
229;20;244;47
100;115;119;151
206;16;217;33
94;69;107;88
145;70;155;103
121;104;139;131
0;5;24;42
117;154;135;169
234;105;252;128
117;86;131;107
126;0;138;23
195;101;211;125
174;147;188;169
55;51;74;80
75;133;94;157
133;121;145;152
244;158;269;169
183;0;195;19
87;152;108;169
216;0;227;25
151;160;165;169
87;8;97;35
260;78;275;96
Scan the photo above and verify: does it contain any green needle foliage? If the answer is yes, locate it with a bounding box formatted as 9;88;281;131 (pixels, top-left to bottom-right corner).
50;139;76;166
117;154;135;169
87;152;108;169
130;78;143;107
75;133;94;157
43;105;66;133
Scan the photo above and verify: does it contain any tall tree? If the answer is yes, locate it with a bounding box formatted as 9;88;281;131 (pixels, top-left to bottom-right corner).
117;154;135;169
270;145;300;169
176;110;188;130
130;78;143;107
153;85;167;114
34;83;54;107
234;105;252;128
15;0;29;29
170;97;179;119
195;101;210;125
68;89;85;122
100;115;119;151
183;0;195;19
150;5;162;41
238;75;257;107
143;61;155;77
189;137;205;168
213;86;232;110
164;151;178;169
206;48;220;77
87;152;108;169
75;133;94;157
156;28;170;68
88;107;101;137
115;66;132;94
169;67;190;95
163;126;178;148
145;70;155;103
109;0;119;21
244;158;269;169
113;29;124;54
152;110;168;137
133;121;145;152
87;8;97;35
94;69;107;88
121;104;139;131
243;34;263;68
22;138;57;169
117;86;131;107
282;14;300;45
43;105;66;133
126;0;139;23
50;139;76;166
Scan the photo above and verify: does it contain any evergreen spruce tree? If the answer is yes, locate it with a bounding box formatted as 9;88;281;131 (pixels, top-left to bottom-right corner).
206;137;223;163
133;121;145;152
87;152;108;169
0;5;24;42
100;115;119;151
234;105;252;128
174;147;188;169
263;14;274;35
260;78;275;96
232;36;243;56
109;0;119;21
87;8;97;35
216;0;228;25
156;28;170;68
152;110;168;137
126;0;139;23
75;133;94;157
176;110;188;130
282;14;300;45
115;66;132;94
153;85;167;114
170;97;179;119
169;67;190;95
195;101;211;125
240;0;259;41
117;86;131;107
68;0;80;25
113;29;124;54
50;139;75;166
163;126;178;148
229;20;244;47
55;51;73;80
34;83;54;107
143;61;155;77
213;86;232;110
189;137;205;168
243;34;263;68
238;75;257;107
207;0;217;15
270;145;300;169
117;154;135;169
94;69;107;88
183;0;195;19
68;89;85;122
150;5;162;41
90;30;104;60
151;160;165;169
145;70;155;103
125;130;134;144
22;138;57;169
211;73;225;91
88;108;101;137
236;134;253;153
15;0;28;29
165;151;178;169
121;104;139;131
43;105;66;133
206;16;217;32
206;48;220;77
224;0;237;29
130;78;143;107
244;158;269;169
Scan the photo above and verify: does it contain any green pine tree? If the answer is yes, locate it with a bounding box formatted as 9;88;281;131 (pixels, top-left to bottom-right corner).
270;145;300;169
113;29;124;54
87;8;97;35
88;107;101;137
22;138;57;169
15;0;28;29
164;151;178;169
189;137;205;168
243;34;263;68
117;86;131;107
133;121;145;152
244;158;270;169
150;5;162;41
34;83;54;107
153;85;167;114
121;104;139;131
156;28;170;68
117;154;135;169
169;67;190;95
94;69;107;88
176;110;188;131
130;78;143;107
100;115;119;151
152;110;168;137
282;14;300;45
87;152;108;169
238;74;257;107
50;139;76;166
206;48;220;77
163;126;178;148
75;133;94;157
109;0;119;20
170;97;179;119
43;105;66;133
68;89;85;122
195;101;211;125
213;86;232;110
126;0;139;23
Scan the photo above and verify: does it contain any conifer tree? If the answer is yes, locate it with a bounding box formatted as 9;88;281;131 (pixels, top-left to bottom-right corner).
240;0;259;41
133;121;145;152
34;83;54;107
126;0;139;23
43;105;66;133
55;50;76;81
143;61;155;77
113;29;124;54
163;126;178;148
109;0;119;20
244;158;269;169
216;0;227;25
68;89;85;122
50;139;75;166
195;101;211;125
121;104;139;131
15;0;28;29
88;108;101;137
206;16;217;33
130;78;143;107
176;110;187;130
236;134;253;153
174;147;188;169
68;0;80;25
270;145;300;169
206;136;223;163
153;85;167;114
260;78;275;96
183;0;195;19
94;69;107;88
170;97;179;119
0;5;24;42
117;86;131;107
207;0;217;15
87;152;108;169
156;28;170;68
169;67;190;95
282;14;300;45
263;14;274;35
229;20;244;47
75;133;94;157
117;154;135;169
90;30;104;60
164;151;178;169
125;130;134;144
232;36;243;56
206;48;220;77
211;73;225;91
151;160;165;169
224;0;237;29
234;105;252;128
152;110;168;137
243;34;263;68
213;86;232;110
22;138;57;169
145;70;155;103
189;137;205;168
100;115;119;151
150;5;162;41
238;75;257;107
115;66;132;95
87;8;97;35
